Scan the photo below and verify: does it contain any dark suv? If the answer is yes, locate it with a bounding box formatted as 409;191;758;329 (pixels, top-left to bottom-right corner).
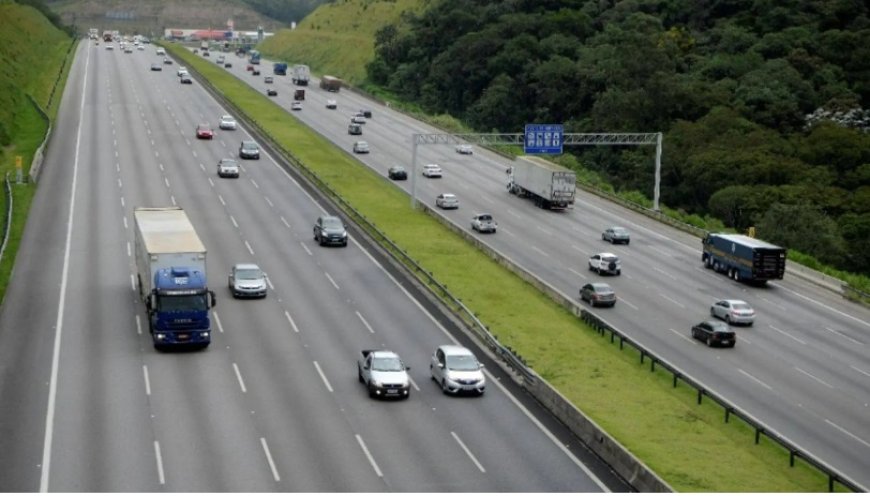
313;215;348;247
239;140;260;160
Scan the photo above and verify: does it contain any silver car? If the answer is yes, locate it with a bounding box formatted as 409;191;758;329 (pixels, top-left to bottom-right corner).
228;263;267;298
435;193;459;209
219;115;237;130
217;158;240;178
471;213;497;233
602;226;630;245
352;141;369;154
430;345;485;395
710;299;755;326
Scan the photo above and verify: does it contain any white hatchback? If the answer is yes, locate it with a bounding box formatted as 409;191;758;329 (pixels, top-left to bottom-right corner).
422;164;442;178
430;345;485;395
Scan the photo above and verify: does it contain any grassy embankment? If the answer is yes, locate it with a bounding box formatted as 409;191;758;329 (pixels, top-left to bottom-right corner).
166;38;844;492
0;2;74;303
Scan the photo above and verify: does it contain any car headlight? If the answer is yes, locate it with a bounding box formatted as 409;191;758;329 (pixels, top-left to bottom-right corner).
155;333;166;340
200;331;210;338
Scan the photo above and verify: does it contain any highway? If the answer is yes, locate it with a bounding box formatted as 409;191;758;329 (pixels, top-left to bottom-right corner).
208;49;870;487
0;41;624;491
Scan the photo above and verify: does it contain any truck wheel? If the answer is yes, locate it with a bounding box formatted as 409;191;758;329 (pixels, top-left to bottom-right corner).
713;261;721;272
704;257;712;269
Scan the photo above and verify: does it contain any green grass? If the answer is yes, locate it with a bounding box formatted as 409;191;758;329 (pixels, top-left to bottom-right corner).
257;0;424;83
0;3;73;303
166;43;852;492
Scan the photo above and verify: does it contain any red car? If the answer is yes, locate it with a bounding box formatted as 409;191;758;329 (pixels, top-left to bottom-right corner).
246;64;254;72
196;124;214;140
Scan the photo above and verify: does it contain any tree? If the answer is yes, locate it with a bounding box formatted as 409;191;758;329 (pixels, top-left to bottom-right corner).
756;203;848;267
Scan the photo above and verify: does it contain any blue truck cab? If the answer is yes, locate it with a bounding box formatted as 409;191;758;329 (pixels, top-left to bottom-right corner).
273;62;287;75
702;233;786;284
146;267;216;349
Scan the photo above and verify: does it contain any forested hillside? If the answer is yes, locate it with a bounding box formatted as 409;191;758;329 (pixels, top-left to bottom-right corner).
368;0;870;275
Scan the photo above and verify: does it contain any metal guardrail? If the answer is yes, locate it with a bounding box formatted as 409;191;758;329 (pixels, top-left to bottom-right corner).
174;47;864;491
0;173;12;264
581;311;865;493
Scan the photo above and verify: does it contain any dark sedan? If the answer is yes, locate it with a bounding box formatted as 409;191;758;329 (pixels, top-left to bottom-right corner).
388;166;407;181
691;321;737;348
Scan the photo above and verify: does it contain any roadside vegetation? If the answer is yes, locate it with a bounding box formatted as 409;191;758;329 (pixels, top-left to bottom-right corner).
0;1;73;303
167;42;844;492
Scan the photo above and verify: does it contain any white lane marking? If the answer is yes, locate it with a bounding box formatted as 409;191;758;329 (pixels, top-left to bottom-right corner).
769;325;807;345
266;276;274;290
120;197;125;208
130;273;136;291
571;244;585;253
280;216;290;228
230;216;238;228
824;419;870;449
851;365;870;378
325;272;340;290
127;241;131;257
451;432;485;473
192;150;197;159
164;177;170;188
199;163;205;172
758;296;786;311
738;368;772;390
536;226;552;236
285;311;300;333
652;266;677;281
618;296;638;310
171;195;177;206
409;377;420;392
143;365;152;396
232;363;247;393
208;178;215;187
41;43;90;493
301;242;312;256
659;293;686;309
313;361;334;392
507;210;521;218
136;315;142;335
795;367;834;388
245;241;254;255
824;327;864;346
218;195;226;206
159;163;164;171
356;311;375;333
260;438;281;482
154;441;166;485
122;217;128;230
251;179;260;189
568;268;587;280
531;246;548;257
668;328;696;344
213;311;225;333
500;228;514;237
264;196;273;207
769;282;870;329
117;178;123;188
355;435;383;477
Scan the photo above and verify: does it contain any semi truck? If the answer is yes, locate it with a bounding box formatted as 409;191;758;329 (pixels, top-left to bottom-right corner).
249;50;261;65
291;64;310;85
507;155;576;209
701;233;787;284
134;207;216;350
320;75;341;92
273;62;287;75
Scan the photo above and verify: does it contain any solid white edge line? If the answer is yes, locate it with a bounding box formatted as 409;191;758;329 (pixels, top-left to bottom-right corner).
737;368;772;390
154;441;165;485
40;41;90;494
824;419;870;449
232;363;247;393
451;431;485;473
136;315;142;335
260;437;281;482
143;365;151;396
355;434;383;477
230;215;238;228
313;361;334;392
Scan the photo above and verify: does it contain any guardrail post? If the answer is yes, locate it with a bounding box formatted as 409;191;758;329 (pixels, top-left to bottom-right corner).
697;389;703;405
639;350;646;364
619;336;624;349
672;372;679;388
789;450;796;467
755;428;762;444
724;407;732;423
650;358;656;372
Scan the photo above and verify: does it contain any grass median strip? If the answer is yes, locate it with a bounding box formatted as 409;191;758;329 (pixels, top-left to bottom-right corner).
167;43;839;492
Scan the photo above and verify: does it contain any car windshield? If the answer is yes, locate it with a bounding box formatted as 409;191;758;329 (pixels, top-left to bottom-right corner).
602;255;618;262
156;293;208;312
732;302;752;310
222;116;233;122
612;228;628;235
592;284;612;292
710;322;730;332
478;215;492;221
372;356;403;372
445;354;479;371
322;217;343;229
242;142;257;150
236;269;262;279
220;159;237;167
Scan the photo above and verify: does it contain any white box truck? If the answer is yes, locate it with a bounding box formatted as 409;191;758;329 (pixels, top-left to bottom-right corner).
134;207;215;349
507;155;576;209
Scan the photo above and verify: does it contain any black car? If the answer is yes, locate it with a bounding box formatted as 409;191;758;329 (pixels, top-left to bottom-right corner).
691;321;737;348
313;215;348;247
579;283;617;307
239;140;260;160
388;166;407;181
266;88;278;96
150;63;162;71
360;109;372;118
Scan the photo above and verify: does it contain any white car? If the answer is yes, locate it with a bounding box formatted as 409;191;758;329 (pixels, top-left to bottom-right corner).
156;47;165;55
352;141;369;154
710;299;756;326
325;99;337;109
471;213;497;233
430;345;485;395
137;45;144;51
351;114;366;124
105;45;114;50
422;164;442;178
435;193;459;209
455;144;473;155
177;67;188;77
291;101;303;111
218;115;237;130
589;252;621;275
